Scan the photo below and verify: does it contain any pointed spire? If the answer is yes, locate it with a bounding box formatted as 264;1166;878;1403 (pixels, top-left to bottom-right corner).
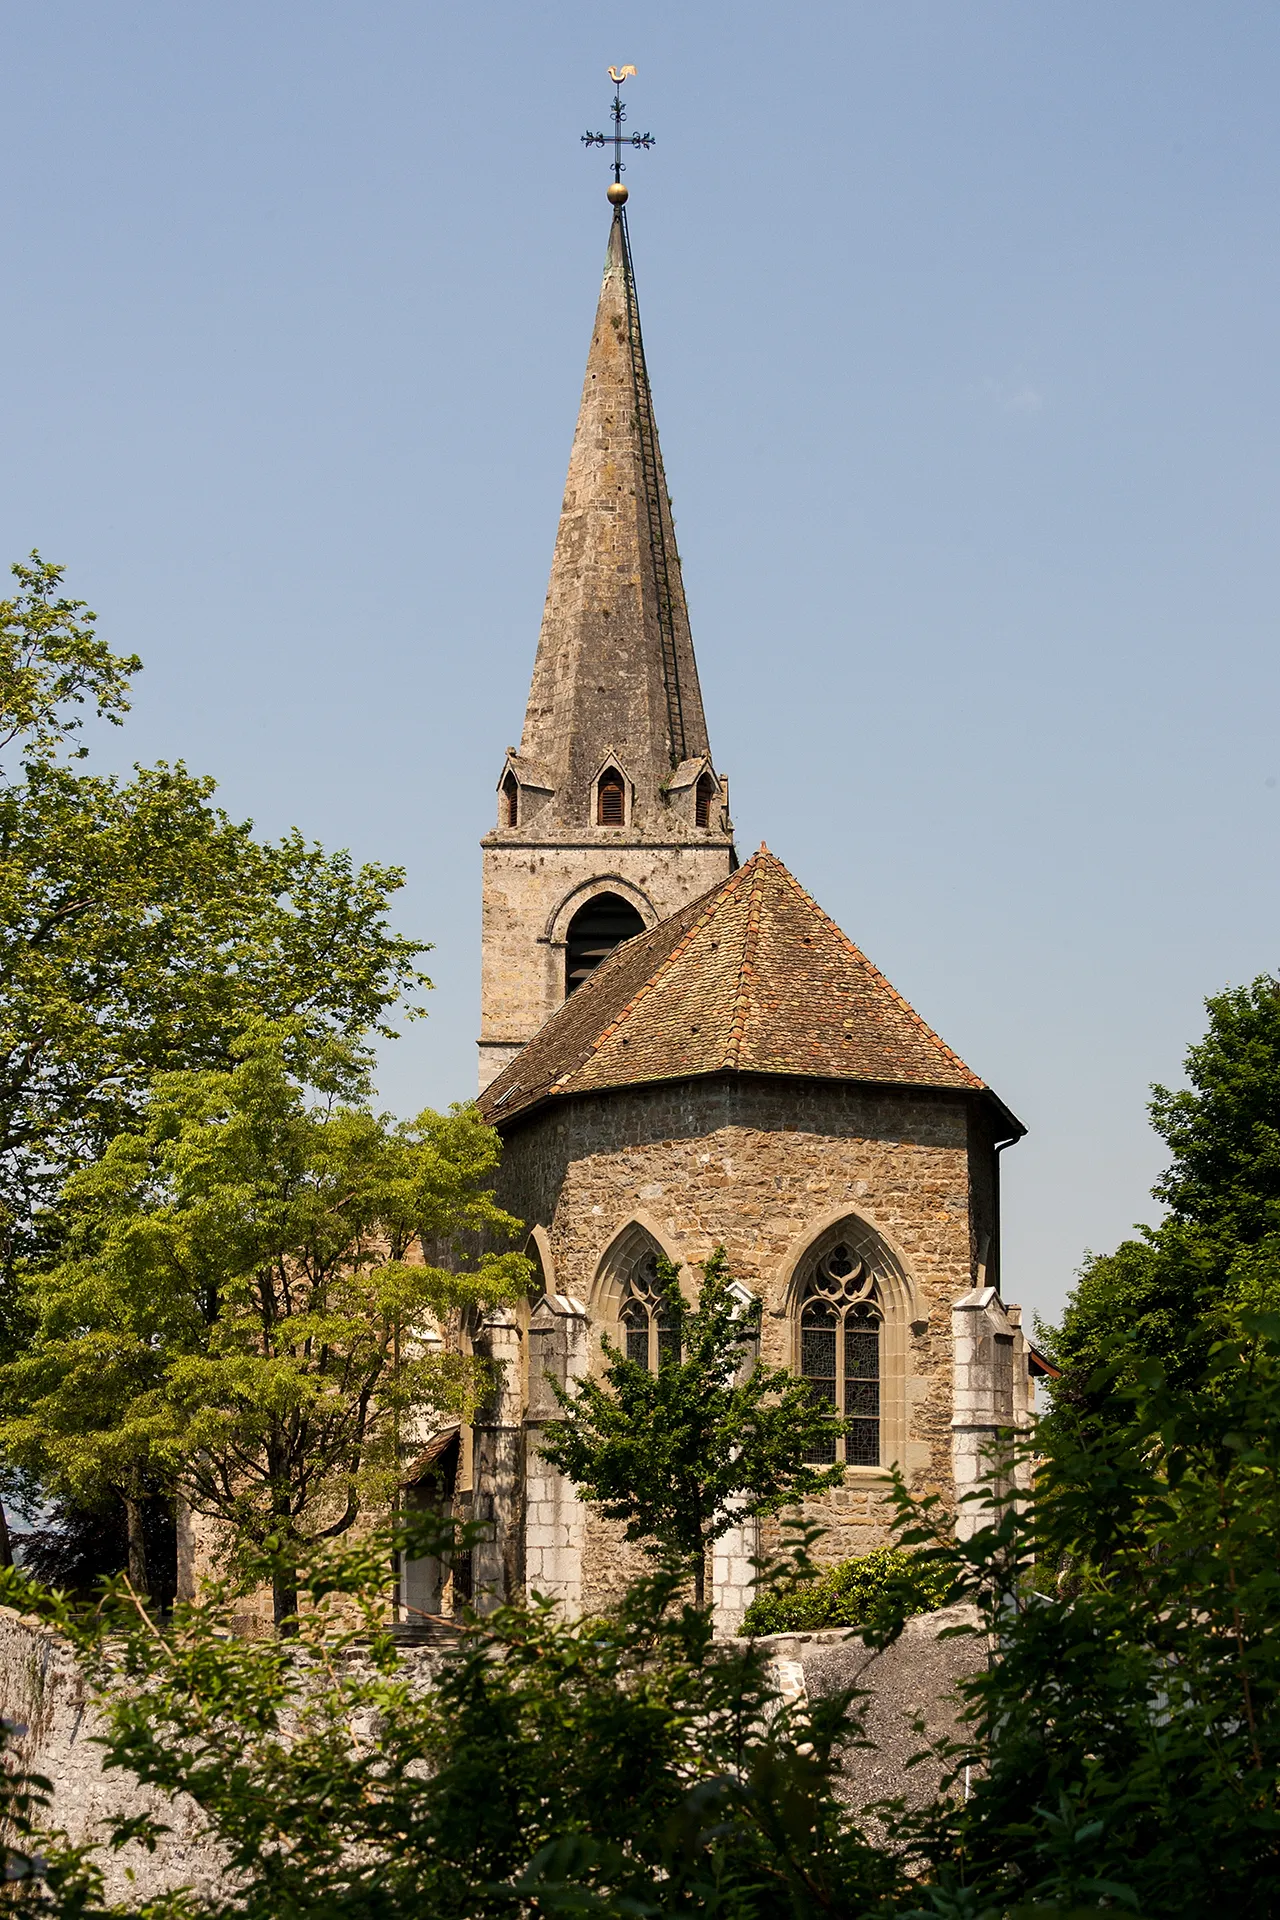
516;209;713;825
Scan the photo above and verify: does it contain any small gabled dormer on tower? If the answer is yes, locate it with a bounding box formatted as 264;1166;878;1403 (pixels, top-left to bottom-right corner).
479;193;735;1090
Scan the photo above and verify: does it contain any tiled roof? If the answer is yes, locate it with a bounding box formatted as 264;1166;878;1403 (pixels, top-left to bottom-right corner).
480;848;1013;1127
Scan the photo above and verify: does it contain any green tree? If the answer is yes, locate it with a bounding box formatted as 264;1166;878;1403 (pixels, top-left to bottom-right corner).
1046;973;1280;1424
11;1319;1280;1914
741;1544;951;1637
15;1524;906;1920
0;552;428;1575
539;1250;844;1607
0;1027;529;1627
0;552;138;768
0;555;430;1254
887;1301;1280;1917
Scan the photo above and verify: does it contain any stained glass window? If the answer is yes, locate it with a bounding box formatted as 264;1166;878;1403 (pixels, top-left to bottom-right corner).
798;1242;882;1466
620;1253;681;1373
621;1296;650;1369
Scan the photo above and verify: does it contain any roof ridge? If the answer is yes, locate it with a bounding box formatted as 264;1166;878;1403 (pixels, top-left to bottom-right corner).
760;848;982;1088
550;857;758;1092
726;851;766;1070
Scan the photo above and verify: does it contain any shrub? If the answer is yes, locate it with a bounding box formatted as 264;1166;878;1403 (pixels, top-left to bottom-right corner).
741;1544;952;1636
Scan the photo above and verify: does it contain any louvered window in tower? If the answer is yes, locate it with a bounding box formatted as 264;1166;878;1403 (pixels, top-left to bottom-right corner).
564;893;646;996
695;772;717;828
501;771;519;828
597;770;626;825
799;1242;882;1466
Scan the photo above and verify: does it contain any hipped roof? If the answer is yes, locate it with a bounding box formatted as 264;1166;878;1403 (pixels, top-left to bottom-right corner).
480;848;1023;1133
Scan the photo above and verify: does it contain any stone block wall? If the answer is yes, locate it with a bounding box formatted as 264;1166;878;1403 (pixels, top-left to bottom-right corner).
493;1075;998;1608
523;1294;590;1609
478;839;733;1091
0;1607;228;1907
471;1310;525;1612
951;1286;1035;1538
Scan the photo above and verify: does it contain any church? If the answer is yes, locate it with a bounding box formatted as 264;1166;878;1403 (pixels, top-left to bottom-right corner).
406;176;1043;1632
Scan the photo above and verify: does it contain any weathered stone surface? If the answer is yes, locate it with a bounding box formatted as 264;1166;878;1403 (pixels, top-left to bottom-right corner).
511;212;713;832
524;1295;590;1607
0;1607;228;1906
479;842;734;1090
480;848;993;1129
478;210;733;1090
494;1075;999;1604
759;1604;983;1816
468;197;1031;1631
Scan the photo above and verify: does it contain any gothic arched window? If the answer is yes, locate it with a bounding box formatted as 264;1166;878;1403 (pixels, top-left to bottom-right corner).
619;1252;680;1373
596;769;626;825
695;771;717;828
564;892;646;996
501;770;519;828
800;1241;882;1466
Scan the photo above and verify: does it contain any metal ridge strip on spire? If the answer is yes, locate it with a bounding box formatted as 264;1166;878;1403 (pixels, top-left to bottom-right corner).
615;207;688;769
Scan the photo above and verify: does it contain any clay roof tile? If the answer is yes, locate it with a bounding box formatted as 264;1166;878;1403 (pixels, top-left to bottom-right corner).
479;848;1019;1129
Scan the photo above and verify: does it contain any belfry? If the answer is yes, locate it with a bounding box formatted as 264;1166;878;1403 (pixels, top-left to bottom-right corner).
479;200;735;1092
433;76;1047;1629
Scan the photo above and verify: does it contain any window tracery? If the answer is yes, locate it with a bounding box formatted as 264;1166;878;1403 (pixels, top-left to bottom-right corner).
618;1251;680;1373
799;1241;882;1466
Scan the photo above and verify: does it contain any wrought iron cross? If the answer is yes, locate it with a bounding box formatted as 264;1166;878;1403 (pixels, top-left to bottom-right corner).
582;65;654;189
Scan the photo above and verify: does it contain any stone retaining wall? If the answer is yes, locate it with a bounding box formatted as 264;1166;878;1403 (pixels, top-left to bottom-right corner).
0;1606;228;1908
0;1602;982;1902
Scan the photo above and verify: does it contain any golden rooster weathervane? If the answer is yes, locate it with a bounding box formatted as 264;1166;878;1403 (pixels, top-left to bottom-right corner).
582;65;653;206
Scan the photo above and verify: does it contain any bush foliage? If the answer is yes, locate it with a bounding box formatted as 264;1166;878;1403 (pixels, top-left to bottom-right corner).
742;1545;951;1637
2;1306;1277;1915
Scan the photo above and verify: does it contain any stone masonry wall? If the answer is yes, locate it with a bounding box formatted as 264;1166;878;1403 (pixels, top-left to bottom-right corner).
0;1607;228;1907
497;1075;988;1608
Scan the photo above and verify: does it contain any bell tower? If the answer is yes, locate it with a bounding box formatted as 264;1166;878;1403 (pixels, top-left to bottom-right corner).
478;178;735;1091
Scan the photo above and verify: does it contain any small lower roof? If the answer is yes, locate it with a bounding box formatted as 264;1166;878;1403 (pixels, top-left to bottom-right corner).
480;847;1023;1133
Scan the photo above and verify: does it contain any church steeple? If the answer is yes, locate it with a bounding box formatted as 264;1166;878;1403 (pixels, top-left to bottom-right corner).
516;208;712;820
479;202;735;1093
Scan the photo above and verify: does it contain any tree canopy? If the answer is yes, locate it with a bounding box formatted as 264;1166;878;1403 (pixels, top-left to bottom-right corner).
0;553;138;768
0;1027;529;1627
1046;973;1280;1423
0;555;431;1260
889;1303;1280;1917
0;553;435;1571
9;1302;1280;1915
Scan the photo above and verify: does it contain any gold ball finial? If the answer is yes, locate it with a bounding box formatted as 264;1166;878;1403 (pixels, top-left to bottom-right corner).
607;181;629;206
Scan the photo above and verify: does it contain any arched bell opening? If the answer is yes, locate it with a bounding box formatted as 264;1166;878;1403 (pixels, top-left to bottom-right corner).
564;892;646;996
596;769;626;825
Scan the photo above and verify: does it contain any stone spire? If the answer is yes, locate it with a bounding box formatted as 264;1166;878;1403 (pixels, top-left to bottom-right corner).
479;209;734;1093
515;208;712;822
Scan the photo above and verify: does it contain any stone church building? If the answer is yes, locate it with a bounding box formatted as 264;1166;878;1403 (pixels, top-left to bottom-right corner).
405;201;1044;1631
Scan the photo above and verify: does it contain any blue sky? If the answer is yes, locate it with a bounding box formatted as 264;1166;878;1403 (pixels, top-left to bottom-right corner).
2;2;1277;1325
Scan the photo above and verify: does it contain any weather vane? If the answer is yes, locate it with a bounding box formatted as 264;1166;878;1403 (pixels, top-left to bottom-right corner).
582;66;653;206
